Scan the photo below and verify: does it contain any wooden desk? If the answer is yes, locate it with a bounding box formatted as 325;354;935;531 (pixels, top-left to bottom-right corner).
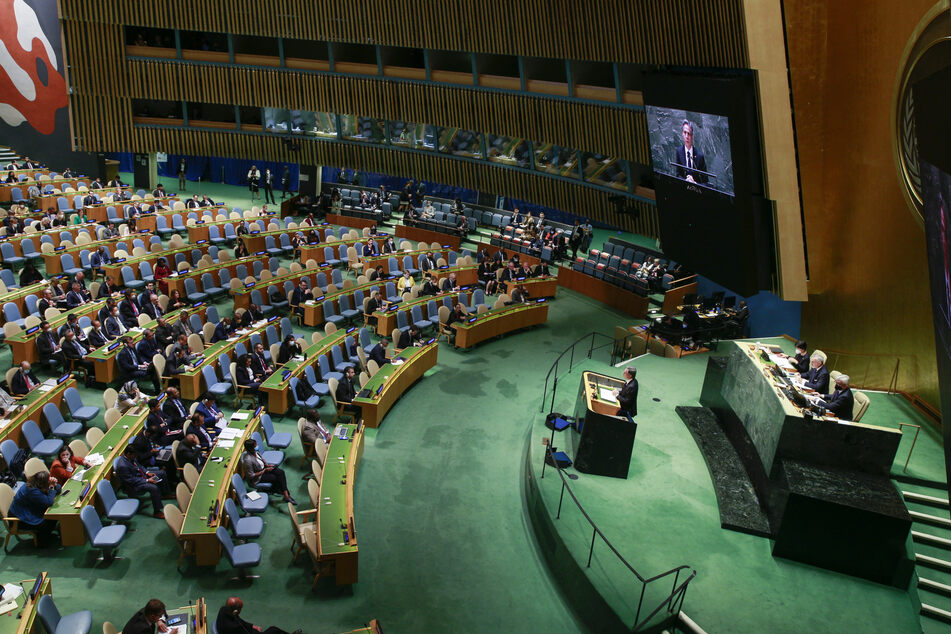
352;342;438;427
502;276;558;298
453;302;549;349
173;599;208;634
5;299;108;365
164;254;269;298
236;222;285;253
259;330;349;414
299;235;387;266
472;240;542;266
362;248;450;274
86;306;206;384
230;269;312;312
0;280;60;320
181;410;261;566
327;212;377;230
373;290;470;337
0;378;74;448
83;196;179;222
0;225;98;257
395;224;462;250
661;278;699;315
41;235;146;276
45;404;148;545
103;243;211;288
556;267;649;319
300;281;380;327
175;318;277;401
0;572;51;634
315;423;363;584
186;218;243;243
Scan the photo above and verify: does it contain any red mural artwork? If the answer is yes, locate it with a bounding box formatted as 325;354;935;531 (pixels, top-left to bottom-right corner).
0;0;67;135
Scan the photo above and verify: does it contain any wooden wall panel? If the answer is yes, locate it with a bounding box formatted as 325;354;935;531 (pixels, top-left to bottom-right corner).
115;126;658;237
60;0;747;68
786;0;939;405
123;60;650;164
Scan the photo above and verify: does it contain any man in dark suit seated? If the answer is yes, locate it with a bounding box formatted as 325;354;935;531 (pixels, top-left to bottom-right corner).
10;361;39;396
142;294;163;319
362;241;379;257
210;317;235;343
87;319;112;349
441;272;459;293
240;303;265;327
114;445;164;518
165;346;191;381
62;330;94;384
162;387;190;431
119;290;142;327
675;119;708;184
817;374;855;421
146;399;182;444
36;321;65;367
335;366;360;415
58;313;88;345
215;597;298;634
36;289;55;316
613;366;638;418
122;599;168;634
290;280;313;316
175;434;204;470
98;276;118;298
397;324;423;350
368;338;388;367
154;317;177;348
136;329;163;362
534;262;552;277
118;336;159;392
249;343;271;377
105;306;128;339
802;355;830;394
65;282;87;308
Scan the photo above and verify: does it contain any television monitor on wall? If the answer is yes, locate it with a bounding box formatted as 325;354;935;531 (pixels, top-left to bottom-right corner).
642;71;773;296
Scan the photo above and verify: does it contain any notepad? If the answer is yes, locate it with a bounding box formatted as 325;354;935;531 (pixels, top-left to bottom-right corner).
246;491;262;501
599;387;618;403
217;440;235;449
229;412;250;421
38;385;53;392
70;469;86;482
391;359;405;366
85;452;105;467
0;420;10;430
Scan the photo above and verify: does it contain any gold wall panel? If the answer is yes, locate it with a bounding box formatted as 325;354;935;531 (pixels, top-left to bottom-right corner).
786;0;939;407
60;0;747;67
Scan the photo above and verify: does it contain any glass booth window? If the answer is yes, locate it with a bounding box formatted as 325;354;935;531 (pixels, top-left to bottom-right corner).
341;115;385;143
390;121;436;150
263;108;290;133
534;143;579;178
308;112;337;138
581;153;629;191
486;135;529;168
438;128;482;158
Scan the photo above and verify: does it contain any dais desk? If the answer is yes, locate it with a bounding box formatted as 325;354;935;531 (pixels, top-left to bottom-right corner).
352;342;438;427
453;301;549;349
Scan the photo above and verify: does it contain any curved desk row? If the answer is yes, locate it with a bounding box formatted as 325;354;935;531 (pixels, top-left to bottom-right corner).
163;253;270;299
372;287;473;337
41;234;146;277
5;299;108;365
0;224;96;257
313;422;363;584
81;196;179;222
0;571;51;634
260;330;350;413
87;305;207;384
45;403;149;546
454;301;550;349
353;342;439;428
102;243;212;289
181;408;262;566
501;276;558;298
0;377;74;449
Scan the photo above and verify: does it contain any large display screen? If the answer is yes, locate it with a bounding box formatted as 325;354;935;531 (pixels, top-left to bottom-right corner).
646;107;734;197
642;71;773;296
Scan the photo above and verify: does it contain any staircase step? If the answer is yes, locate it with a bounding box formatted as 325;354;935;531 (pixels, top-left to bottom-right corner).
922;602;951;625
918;554;951;573
906;491;951;509
916;531;951;550
912;510;951;529
921;577;951;598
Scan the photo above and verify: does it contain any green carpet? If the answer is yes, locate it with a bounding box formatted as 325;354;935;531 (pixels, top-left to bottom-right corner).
0;174;940;633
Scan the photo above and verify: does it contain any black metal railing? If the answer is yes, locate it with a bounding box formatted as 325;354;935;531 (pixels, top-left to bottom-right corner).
540;332;617;414
540;442;696;631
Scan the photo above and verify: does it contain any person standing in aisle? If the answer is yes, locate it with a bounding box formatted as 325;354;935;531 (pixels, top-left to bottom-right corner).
177;157;187;191
247;165;261;201
262;168;276;204
281;166;292;199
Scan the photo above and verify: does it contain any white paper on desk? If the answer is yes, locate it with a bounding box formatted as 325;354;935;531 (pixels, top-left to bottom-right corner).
167;626;186;634
217;439;235;449
229;412;249;421
0;419;10;430
38;385;53;392
70;468;86;482
254;320;267;328
218;427;241;438
85;452;104;467
215;420;228;431
42;379;56;387
391;358;405;366
129;327;143;333
0;583;23;616
599;387;618;403
226;337;239;342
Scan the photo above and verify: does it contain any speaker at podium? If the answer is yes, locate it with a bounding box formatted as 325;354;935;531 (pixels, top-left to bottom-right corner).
572;371;637;478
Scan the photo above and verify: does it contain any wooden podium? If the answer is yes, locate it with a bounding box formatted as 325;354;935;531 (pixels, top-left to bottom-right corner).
572;371;636;478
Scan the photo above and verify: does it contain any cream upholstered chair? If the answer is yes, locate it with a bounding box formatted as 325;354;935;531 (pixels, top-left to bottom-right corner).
85;427;104;447
287;501;317;565
852;391;870;422
163;503;194;571
176;482;192;513
183;463;200;491
103;408;122;429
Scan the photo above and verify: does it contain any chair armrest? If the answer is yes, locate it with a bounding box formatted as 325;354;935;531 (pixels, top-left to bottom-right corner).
295;508;318;518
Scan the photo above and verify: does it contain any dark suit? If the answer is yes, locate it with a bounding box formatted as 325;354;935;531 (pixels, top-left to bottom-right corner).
10;369;39;395
175;442;203;469
155;324;176;347
617;378;638;417
793;352;809;375
675;145;708;184
142;301;162;320
215;606;288;634
441;278;457;292
115;455;162;514
291;287;311;315
117;346;154;389
397;329;420;349
104;315;127;338
163;397;189;430
123;609;158;634
240;306;263;327
820;387;854;421
803;365;830;394
210;321;233;343
119;299;141;327
336;376;356;403
36;331;64;366
88;327;111;348
136;337;162;362
368;343;387;367
249;352;271;377
97;282;116;298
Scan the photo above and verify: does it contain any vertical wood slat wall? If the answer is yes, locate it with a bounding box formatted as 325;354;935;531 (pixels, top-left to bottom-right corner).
58;0;753;237
62;0;748;68
124;60;651;165
127;126;658;236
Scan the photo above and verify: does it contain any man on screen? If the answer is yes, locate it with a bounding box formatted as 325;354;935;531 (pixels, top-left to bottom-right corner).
675;119;708;184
